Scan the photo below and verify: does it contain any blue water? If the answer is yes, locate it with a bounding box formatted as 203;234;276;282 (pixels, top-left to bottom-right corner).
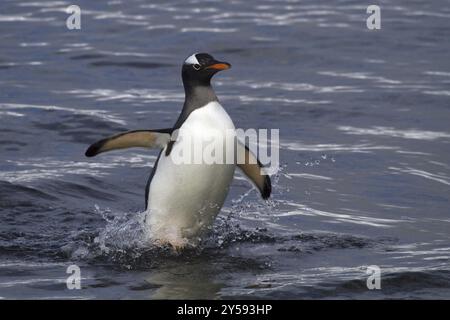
1;0;450;299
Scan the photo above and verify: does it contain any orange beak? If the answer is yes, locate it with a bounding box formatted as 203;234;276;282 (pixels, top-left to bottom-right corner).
205;62;231;70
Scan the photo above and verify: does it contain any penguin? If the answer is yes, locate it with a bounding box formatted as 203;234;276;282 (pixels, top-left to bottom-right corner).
85;53;271;249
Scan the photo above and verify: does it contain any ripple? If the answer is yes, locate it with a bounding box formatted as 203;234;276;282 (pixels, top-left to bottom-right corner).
0;103;126;125
181;27;237;33
17;1;68;7
0;14;55;22
146;24;176;30
89;61;172;69
96;51;161;58
318;71;402;85
389;244;450;261
292;269;450;299
287;173;333;181
318;22;350;28
205;5;346;27
338;126;450;141
389;167;450;186
2;155;156;183
281;142;398;153
228;79;364;93
0;111;25;117
19;42;49;47
69;54;107;60
404;10;450;18
0;167;107;183
0;61;43;68
423;90;450;97
286;232;393;251
282;202;402;228
0;278;67;289
0;180;57;201
424;71;450;77
233;95;331;105
58;89;184;104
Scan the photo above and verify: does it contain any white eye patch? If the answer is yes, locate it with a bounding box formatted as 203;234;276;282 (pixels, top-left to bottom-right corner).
184;53;199;65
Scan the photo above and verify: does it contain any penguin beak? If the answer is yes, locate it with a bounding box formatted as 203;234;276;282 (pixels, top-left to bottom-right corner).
205;61;231;71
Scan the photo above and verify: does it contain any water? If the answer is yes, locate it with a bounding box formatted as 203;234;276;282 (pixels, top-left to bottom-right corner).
1;0;450;299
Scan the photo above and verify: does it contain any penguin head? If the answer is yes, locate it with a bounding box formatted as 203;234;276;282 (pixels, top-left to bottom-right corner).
182;53;231;86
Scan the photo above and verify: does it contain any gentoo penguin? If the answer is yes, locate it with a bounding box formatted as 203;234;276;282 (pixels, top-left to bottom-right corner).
85;53;271;249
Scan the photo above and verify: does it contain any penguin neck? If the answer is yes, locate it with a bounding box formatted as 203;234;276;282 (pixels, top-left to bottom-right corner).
182;80;218;112
171;79;219;130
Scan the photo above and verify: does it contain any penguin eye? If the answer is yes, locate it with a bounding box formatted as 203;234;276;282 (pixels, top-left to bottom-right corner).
193;64;201;71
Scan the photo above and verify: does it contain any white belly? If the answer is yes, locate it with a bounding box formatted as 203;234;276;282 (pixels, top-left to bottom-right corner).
145;101;236;247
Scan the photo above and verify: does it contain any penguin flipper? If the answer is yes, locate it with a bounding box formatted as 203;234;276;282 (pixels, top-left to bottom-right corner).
85;129;172;157
236;142;271;199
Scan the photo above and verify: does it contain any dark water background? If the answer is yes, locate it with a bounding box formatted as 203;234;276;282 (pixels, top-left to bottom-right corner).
1;0;450;299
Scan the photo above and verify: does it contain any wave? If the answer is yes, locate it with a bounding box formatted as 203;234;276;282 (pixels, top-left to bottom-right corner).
389;166;450;186
281;141;398;152
0;103;126;125
339;126;450;141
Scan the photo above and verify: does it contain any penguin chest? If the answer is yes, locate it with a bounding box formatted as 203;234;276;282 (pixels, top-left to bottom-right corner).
146;101;236;245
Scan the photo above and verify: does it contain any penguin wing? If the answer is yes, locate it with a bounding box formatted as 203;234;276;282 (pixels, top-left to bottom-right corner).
236;141;271;199
85;129;172;157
